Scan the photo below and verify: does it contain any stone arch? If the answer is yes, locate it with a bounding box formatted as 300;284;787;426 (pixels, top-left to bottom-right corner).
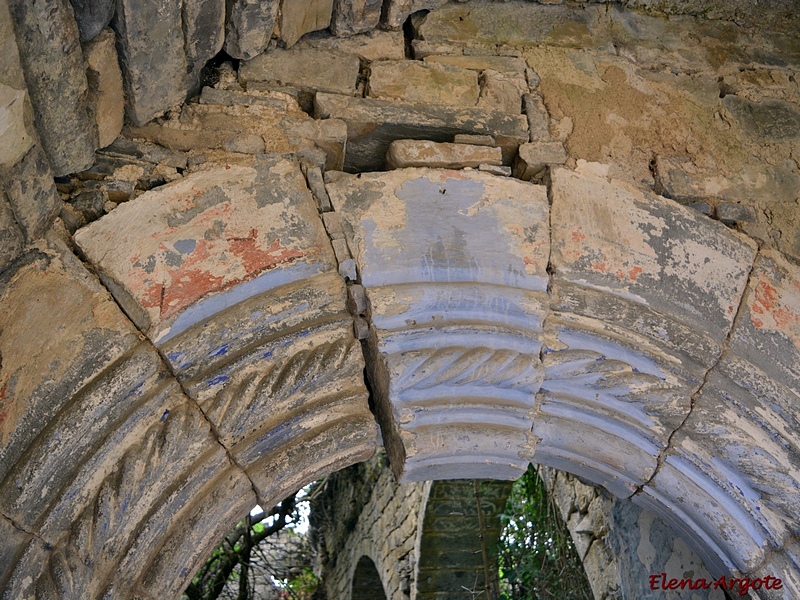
351;555;388;600
326;166;800;596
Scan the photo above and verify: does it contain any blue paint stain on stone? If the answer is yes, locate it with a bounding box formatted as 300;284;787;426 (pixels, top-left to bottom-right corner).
209;375;229;386
262;350;273;358
210;344;229;357
161;409;170;422
167;351;183;362
174;238;197;254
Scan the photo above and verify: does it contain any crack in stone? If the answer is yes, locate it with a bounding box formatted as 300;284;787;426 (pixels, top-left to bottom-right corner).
1;510;43;542
631;246;760;499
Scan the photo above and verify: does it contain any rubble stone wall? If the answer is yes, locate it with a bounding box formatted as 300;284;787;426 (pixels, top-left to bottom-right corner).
0;1;799;598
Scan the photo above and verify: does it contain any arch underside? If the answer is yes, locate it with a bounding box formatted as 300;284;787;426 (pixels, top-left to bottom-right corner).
1;161;798;598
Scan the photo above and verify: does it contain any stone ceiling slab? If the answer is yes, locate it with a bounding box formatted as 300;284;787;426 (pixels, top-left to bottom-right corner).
328;168;549;481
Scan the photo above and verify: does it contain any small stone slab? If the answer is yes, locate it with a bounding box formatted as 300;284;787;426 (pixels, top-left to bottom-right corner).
327;168;550;482
279;0;333;47
3;145;62;241
240;47;360;96
69;0;115;42
367;60;480;107
513;141;568;180
295;30;406;62
424;54;528;74
0;193;23;271
314;92;530;171
386;139;502;169
478;70;528;114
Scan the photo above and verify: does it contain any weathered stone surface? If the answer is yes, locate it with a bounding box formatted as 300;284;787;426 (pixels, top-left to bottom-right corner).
417;2;609;49
478;69;528;113
0;83;32;168
524;92;551;140
424;54;528;74
2;145;62;241
83;28;125;149
641;250;800;577
68;0;115;42
331;0;382;37
385;140;502;169
716;202;757;224
73;157;378;560
412;40;462;59
183;0;226;91
328;168;549;481
513;141;567;180
314;92;530;171
535;167;758;497
75;157;323;343
7;0;97;174
382;0;448;30
0;192;23;272
367;60;480;107
279;0;333;47
224;0;279;60
127;102;347;170
296;30;405;62
112;0;188;126
240;47;360;105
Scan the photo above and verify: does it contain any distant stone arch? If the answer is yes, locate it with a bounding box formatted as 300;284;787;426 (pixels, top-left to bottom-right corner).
351;555;388;600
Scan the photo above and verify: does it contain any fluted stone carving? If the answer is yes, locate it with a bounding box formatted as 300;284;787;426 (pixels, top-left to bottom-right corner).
327;167;549;481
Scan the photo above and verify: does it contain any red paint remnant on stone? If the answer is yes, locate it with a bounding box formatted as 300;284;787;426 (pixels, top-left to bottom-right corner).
571;227;586;243
628;266;643;281
591;261;608;273
750;277;800;331
227;230;309;275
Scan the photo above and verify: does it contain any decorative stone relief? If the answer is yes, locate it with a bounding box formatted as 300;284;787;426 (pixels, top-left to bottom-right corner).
328;167;549;481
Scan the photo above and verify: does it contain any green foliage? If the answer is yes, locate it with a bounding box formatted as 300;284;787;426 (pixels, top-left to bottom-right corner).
282;567;319;600
497;466;593;600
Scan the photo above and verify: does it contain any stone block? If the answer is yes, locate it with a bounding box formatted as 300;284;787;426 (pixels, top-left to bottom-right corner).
453;134;495;146
411;40;462;59
534;168;759;497
112;0;189;126
74;156;331;343
127;102;347;171
279;0;333;47
331;0;382;36
0;192;23;272
68;0;115;42
7;0;97;174
183;0;226;91
224;0;279;60
523;92;551;140
381;0;448;30
2;145;62;241
296;30;405;62
385;140;502;169
423;54;527;74
417;2;609;49
314;92;530;171
327;168;549;481
83;28;125;149
101;137;189;169
716;202;757;224
240;47;361;97
477;69;528;113
367;60;480;107
0;84;32;168
513;141;567;180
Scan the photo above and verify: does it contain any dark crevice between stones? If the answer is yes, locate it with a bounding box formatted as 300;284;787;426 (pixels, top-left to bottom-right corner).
197;49;240;94
631;249;760;500
402;11;429;60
